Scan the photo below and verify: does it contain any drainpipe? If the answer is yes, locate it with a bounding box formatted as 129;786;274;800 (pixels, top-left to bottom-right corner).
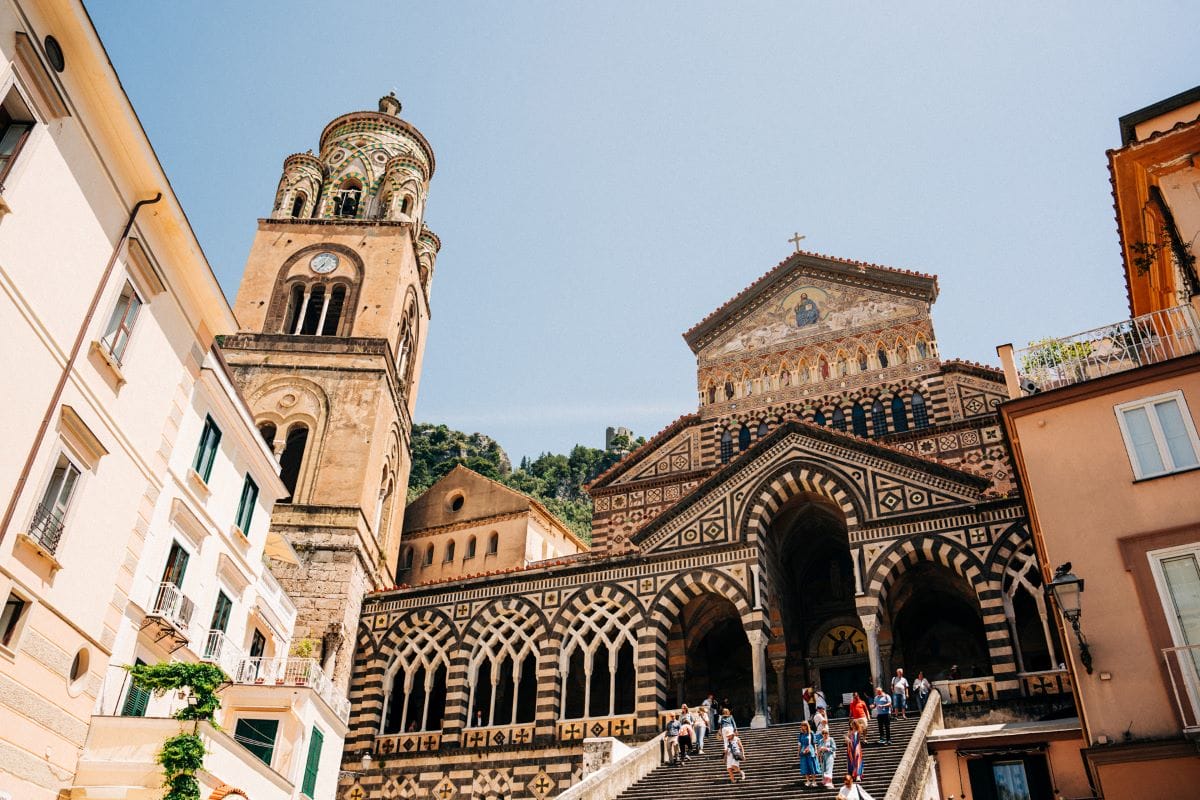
0;193;162;544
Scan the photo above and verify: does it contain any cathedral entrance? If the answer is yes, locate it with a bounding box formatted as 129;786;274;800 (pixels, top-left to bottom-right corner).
887;561;989;681
761;492;860;722
668;594;752;720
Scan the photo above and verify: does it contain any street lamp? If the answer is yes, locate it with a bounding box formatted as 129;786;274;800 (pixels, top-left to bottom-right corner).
1047;563;1093;674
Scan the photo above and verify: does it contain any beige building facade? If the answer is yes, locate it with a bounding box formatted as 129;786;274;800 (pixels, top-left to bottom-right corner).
0;1;248;796
399;466;587;587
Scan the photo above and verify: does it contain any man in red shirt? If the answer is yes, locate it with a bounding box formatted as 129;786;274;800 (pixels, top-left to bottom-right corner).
849;692;869;724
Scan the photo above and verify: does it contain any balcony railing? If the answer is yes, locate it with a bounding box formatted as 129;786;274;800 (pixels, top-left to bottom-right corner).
200;630;243;676
1015;304;1200;394
27;502;66;554
148;582;195;632
1163;644;1200;737
231;657;350;723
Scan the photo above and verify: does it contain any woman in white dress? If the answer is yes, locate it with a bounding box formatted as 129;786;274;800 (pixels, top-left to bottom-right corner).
725;732;746;783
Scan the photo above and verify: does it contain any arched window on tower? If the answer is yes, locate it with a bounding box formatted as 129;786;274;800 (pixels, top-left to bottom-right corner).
832;407;846;432
757;421;769;439
466;535;477;560
487;532;499;555
257;422;276;450
871;398;887;435
444;540;456;563
423;544;434;566
400;195;413;215
284;284;305;334
278;424;308;501
332;179;362;218
911;391;930;428
812;409;826;426
321;285;347;336
298;284;326;335
720;430;732;464
737;425;751;451
891;395;909;433
851;403;868;437
399;547;414;575
291;191;307;219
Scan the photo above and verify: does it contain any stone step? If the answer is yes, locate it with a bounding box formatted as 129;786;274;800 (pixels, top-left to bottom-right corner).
615;718;920;800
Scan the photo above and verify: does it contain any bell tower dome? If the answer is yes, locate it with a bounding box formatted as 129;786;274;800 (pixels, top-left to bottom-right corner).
221;94;439;690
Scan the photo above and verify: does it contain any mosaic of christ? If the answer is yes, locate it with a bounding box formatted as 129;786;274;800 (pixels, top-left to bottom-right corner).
710;283;917;359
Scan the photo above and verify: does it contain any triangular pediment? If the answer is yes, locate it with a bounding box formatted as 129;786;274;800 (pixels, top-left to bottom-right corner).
684;251;938;362
633;421;988;554
404;465;532;533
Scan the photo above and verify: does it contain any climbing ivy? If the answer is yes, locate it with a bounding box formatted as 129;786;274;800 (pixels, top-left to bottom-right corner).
127;661;229;800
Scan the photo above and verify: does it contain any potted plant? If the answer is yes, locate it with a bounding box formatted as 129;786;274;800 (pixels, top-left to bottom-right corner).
289;638;317;685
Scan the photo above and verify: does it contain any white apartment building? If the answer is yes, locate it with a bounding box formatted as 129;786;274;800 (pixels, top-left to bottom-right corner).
75;348;349;800
0;1;348;798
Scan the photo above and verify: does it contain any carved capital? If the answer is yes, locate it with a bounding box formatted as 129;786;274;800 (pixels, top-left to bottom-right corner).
769;657;787;674
858;614;879;634
746;629;769;649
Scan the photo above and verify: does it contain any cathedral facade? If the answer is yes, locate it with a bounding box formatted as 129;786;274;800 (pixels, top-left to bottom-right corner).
328;250;1065;797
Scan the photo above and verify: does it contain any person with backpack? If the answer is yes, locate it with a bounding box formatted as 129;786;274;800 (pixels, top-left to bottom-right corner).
725;730;747;783
718;707;737;752
873;686;893;745
678;714;694;761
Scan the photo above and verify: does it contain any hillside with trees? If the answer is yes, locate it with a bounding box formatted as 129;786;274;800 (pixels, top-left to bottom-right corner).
406;423;644;541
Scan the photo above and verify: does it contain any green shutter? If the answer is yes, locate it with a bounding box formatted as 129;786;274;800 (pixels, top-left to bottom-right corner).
234;718;278;765
120;661;150;717
301;726;324;798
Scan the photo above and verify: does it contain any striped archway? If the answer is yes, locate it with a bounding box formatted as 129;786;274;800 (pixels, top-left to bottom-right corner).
862;536;1019;697
737;458;866;544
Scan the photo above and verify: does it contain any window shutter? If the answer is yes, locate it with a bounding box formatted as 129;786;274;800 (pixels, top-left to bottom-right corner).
302;726;324;798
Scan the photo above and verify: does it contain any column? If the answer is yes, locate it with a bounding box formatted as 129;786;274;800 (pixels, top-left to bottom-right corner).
292;288;311;334
747;629;769;728
859;614;882;689
771;656;787;721
672;669;686;708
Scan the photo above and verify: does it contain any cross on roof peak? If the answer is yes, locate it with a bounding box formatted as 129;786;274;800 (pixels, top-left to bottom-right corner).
789;232;806;252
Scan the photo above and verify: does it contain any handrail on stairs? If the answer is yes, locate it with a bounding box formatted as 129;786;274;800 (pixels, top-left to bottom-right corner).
555;731;666;800
884;690;943;800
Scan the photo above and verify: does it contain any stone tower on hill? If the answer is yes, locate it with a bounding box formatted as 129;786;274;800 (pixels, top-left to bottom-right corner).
221;93;440;690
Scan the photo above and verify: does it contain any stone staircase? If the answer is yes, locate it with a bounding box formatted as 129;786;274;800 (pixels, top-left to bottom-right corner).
614;716;922;800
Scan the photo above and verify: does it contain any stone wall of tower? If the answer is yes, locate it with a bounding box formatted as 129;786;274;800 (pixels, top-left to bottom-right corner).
221;95;439;692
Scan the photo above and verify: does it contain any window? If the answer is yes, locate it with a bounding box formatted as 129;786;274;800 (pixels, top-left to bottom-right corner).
299;284;326;335
192;416;221;482
120;658;150;717
738;425;751;451
31;453;81;553
257;422;276;448
279;424;308;501
891;395;909;433
291;191;307;219
876;347;889;368
720;430;732;464
68;648;89;692
1116;392;1200;479
0;592;28;648
852;403;868;437
161;542;190;588
285;283;305;333
832;408;846;432
249;629;267;660
757;421;769;439
301;726;324;798
322;285;346;335
561;603;637;719
1150;545;1200;649
466;536;477;560
445;540;456;563
487;532;499;556
812;410;826;427
0;96;34;187
234;717;279;765
332;180;362;218
912;392;929;429
382;626;450;734
235;475;258;533
100;281;142;363
871;398;887;435
424;544;434;566
210;591;233;634
400;547;414;573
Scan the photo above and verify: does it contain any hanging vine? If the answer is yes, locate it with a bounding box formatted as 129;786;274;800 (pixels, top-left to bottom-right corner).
127;661;229;800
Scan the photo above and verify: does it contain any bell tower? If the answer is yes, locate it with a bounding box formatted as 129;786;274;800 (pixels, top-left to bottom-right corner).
221;93;440;690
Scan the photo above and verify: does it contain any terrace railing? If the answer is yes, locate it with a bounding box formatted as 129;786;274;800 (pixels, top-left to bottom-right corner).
1016;304;1200;394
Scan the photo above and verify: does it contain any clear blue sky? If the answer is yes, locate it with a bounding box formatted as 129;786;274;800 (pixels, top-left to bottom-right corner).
90;2;1200;463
